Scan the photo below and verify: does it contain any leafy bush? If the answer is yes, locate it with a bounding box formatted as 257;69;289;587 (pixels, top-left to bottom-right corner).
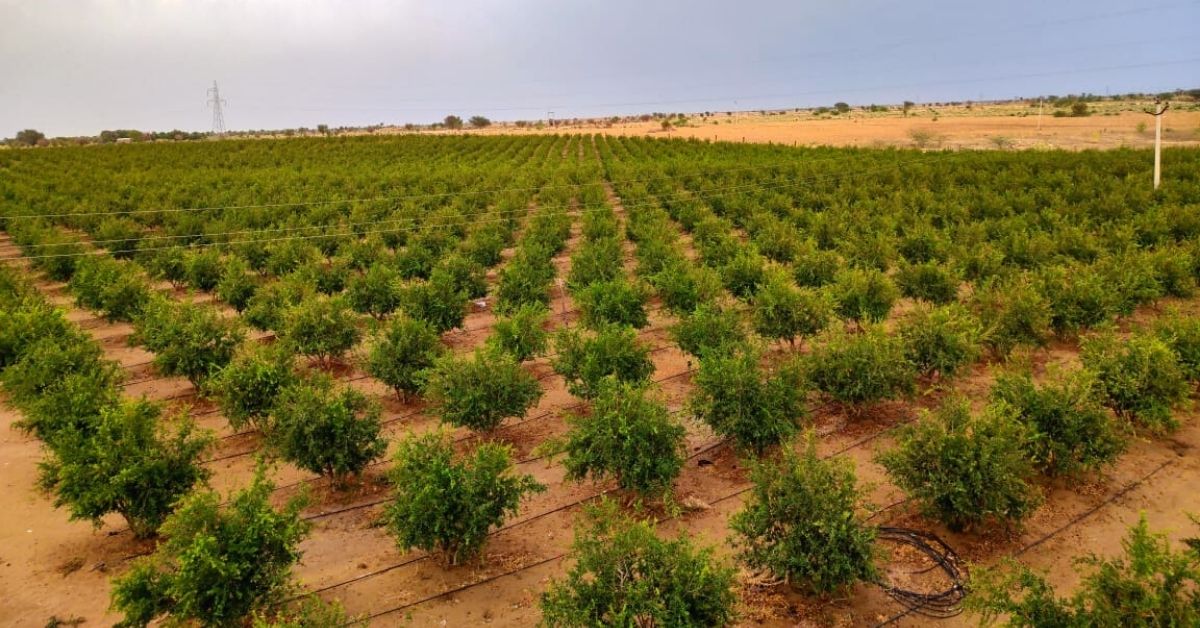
670;303;748;359
110;469;309;627
1037;264;1116;335
552;325;655;399
792;242;841;288
1081;330;1190;431
720;250;768;300
133;299;245;386
991;369;1125;477
495;250;555;314
485;303;550;362
1097;251;1163;315
895;261;960;304
561;381;685;499
363;315;444;401
651;260;724;315
541;500;737;627
216;256;258;312
383;431;544;566
41;399;211;538
1153;311;1200;381
69;256;152;322
270;374;386;485
897;303;982;378
574;279;649;329
568;237;623;289
832;267;898;323
207;342;297;432
971;274;1052;356
688;349;805;453
278;296;362;366
878;399;1041;531
806;326;915;410
967;516;1200;626
243;279;309;331
345;263;403;319
0;297;75;368
1;334;118;410
401;273;468;333
731;436;877;593
432;253;488;300
184;249;223;291
752;276;833;346
251;595;359;628
425;350;543;431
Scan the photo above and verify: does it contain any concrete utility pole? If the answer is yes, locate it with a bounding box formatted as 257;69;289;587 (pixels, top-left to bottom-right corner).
207;81;227;134
1146;98;1170;190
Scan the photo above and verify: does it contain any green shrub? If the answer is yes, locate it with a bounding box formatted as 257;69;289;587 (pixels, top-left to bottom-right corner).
575;279;649;329
425;350;543;431
345;263;403;319
967;516;1200;626
552;325;655;399
541;500;737;627
251;595;359;628
243;280;309;332
651;260;724;315
363;315;444;401
1149;246;1196;298
568;237;623;289
731;436;877;593
561;381;685;499
41;399;211;538
897;303;982;378
720;250;768;300
133;299;245;386
895;261;960;304
971;274;1052;356
832;267;898;323
495;251;555;314
0;298;75;368
69;256;152;322
670;303;747;359
216;256;258;312
792;242;841;288
401;273;468;333
1097;251;1163;315
270;374;386;485
207;342;297;432
1153;311;1200;381
296;258;349;296
278;296;361;366
688;349;805;454
806;326;915;410
878;399;1040;531
110;468;309;627
432;253;488;300
1;334;117;410
485;303;550;362
94;217;143;259
1037;264;1117;335
991;368;1125;477
184;249;223;291
383;431;544;566
752;276;832;346
1081;331;1190;431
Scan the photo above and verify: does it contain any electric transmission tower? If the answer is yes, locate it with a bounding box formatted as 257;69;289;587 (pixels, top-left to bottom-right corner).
206;81;227;134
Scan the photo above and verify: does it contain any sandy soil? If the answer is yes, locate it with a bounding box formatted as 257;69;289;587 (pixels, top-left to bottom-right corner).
3;137;1200;627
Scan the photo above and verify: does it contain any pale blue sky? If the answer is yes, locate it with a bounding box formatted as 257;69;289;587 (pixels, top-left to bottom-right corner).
2;0;1198;136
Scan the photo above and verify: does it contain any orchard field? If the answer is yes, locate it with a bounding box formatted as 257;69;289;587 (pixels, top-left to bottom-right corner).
2;134;1200;626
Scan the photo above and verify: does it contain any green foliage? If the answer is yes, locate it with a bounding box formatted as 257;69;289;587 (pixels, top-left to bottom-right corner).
0;297;75;369
401;273;468;333
670;303;748;359
832;267;898;323
485;303;549;362
895;261;960;304
42;399;211;538
574;279;649;329
650;260;724;315
68;256;152;322
806;326;915;409
270;374;386;484
552;325;655;399
495;250;555;314
1153;311;1200;381
720;250;768;300
792;242;842;288
568;237;623;289
991;368;1125;477
278;296;362;366
2;333;119;414
967;516;1200;626
216;256;258;312
184;249;223;291
731;436;877;593
561;381;685;498
432;253;487;300
110;468;309;627
383;431;545;566
207;342;297;432
541;500;737;627
425;350;543;431
252;595;360;628
1081;330;1190;431
243;280;309;331
1037;264;1117;334
897;303;983;378
133;298;245;386
345;263;403;319
972;274;1052;355
752;276;832;345
363;315;444;401
878;399;1041;531
688;349;805;454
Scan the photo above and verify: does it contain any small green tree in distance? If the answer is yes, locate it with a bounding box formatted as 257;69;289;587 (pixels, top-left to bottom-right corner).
269;374;387;486
687;348;805;454
383;431;544;566
424;349;543;432
363;315;445;401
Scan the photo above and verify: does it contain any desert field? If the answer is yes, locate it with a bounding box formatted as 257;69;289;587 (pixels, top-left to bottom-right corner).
2;133;1199;627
